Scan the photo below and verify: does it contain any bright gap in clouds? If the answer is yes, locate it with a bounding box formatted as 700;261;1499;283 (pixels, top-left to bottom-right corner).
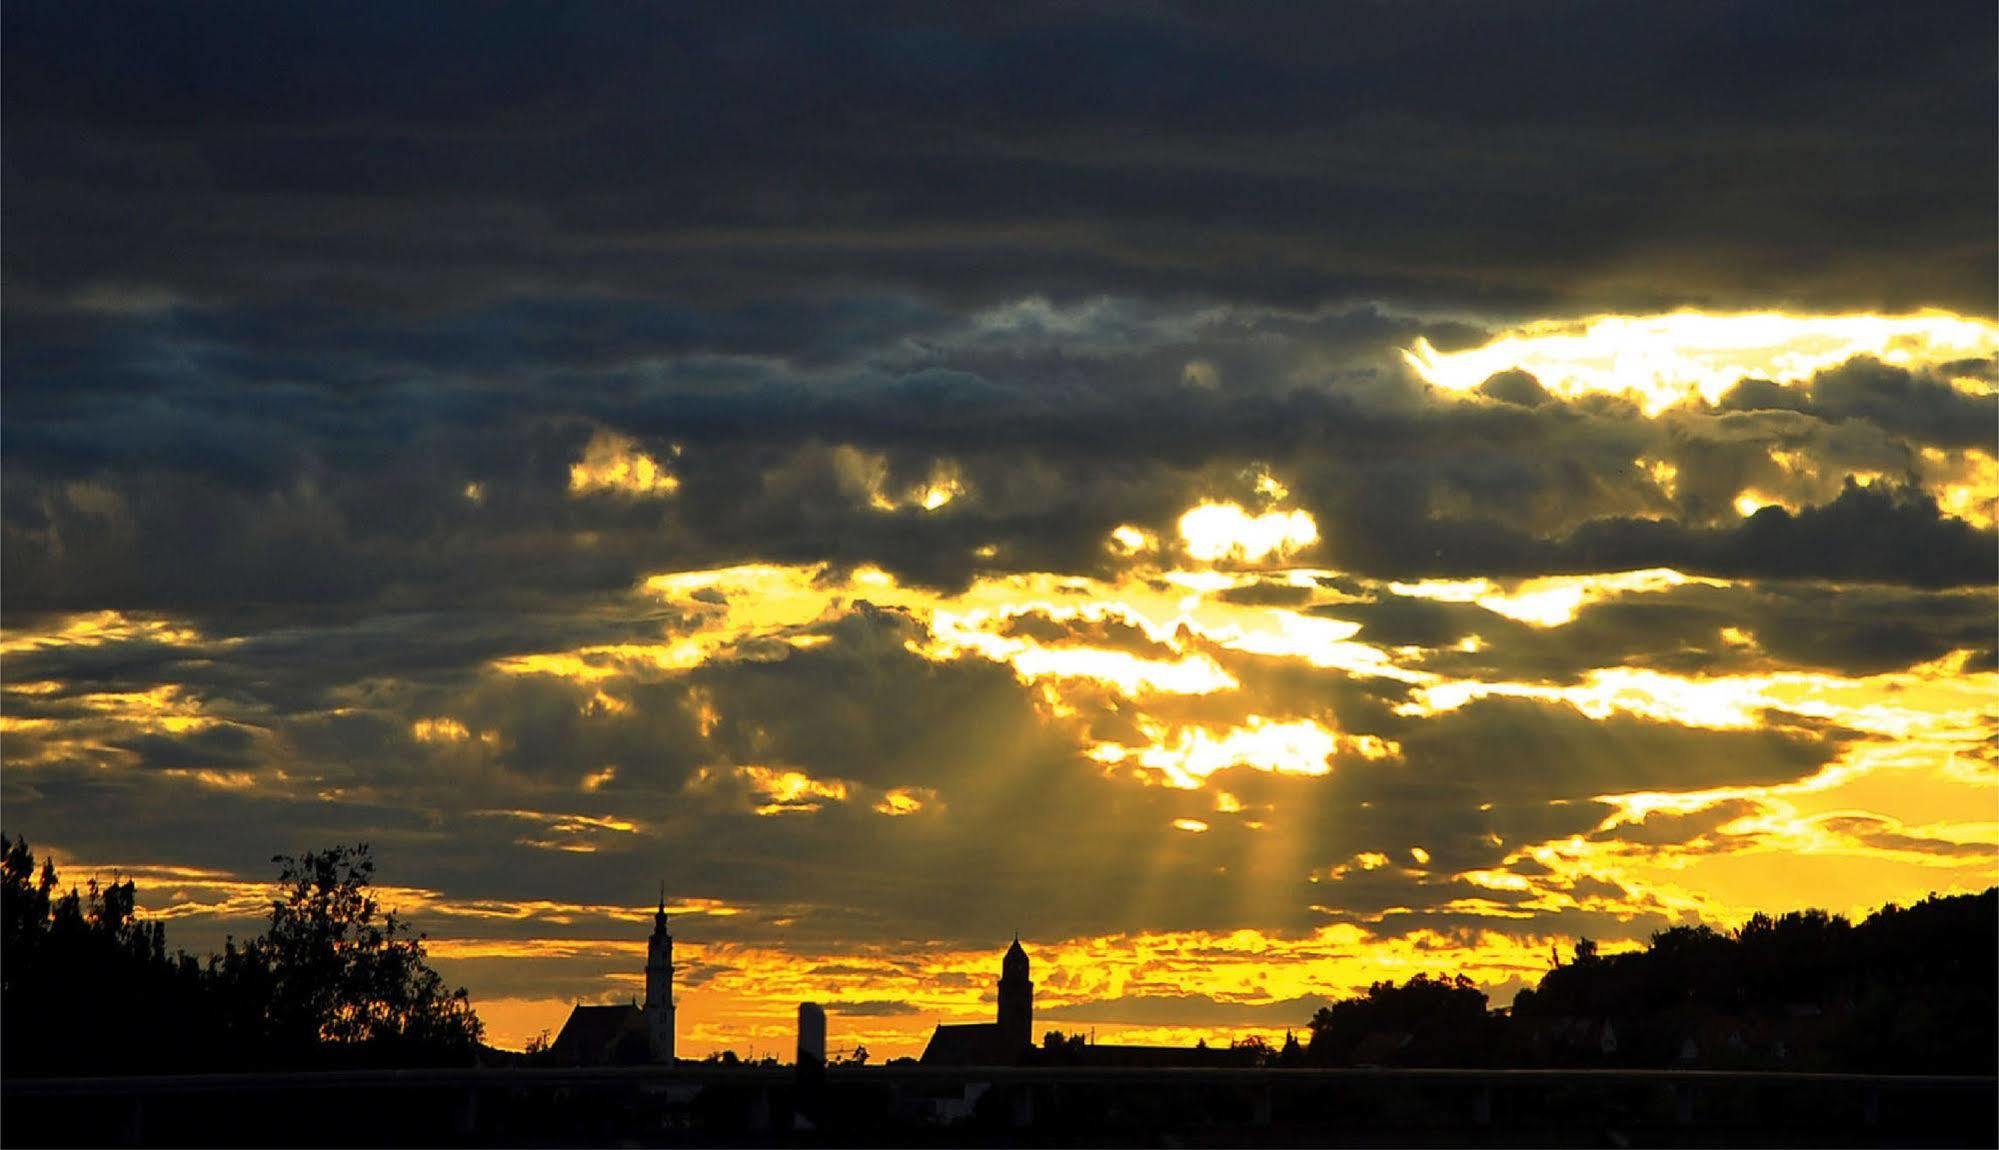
1404;310;1999;415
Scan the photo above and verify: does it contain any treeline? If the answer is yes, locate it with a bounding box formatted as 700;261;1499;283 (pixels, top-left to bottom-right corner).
1;835;482;1077
1290;889;1996;1073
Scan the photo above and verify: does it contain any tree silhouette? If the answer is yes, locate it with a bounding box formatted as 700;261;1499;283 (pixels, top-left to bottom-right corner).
1305;973;1498;1066
1;834;482;1075
251;844;482;1060
2;835;190;1075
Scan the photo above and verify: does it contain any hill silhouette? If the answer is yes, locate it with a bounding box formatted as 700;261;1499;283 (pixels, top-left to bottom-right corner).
1288;891;1997;1074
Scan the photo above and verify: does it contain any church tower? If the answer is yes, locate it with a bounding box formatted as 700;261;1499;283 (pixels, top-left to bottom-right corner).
997;935;1032;1054
643;886;675;1062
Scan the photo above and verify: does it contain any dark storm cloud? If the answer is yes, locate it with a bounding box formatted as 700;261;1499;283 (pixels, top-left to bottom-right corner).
7;350;1992;631
1383;698;1838;804
4;1;1992;622
1351;582;1996;682
1720;357;1997;450
5;2;1992;319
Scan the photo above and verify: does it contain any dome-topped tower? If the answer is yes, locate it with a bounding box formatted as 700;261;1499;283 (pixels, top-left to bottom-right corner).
997;934;1033;1054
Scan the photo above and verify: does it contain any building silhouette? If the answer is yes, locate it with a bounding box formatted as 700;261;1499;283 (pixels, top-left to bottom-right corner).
921;936;1035;1065
920;935;1263;1068
550;890;676;1065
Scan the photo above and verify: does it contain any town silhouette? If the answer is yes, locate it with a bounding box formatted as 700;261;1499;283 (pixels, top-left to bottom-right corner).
4;833;1994;1145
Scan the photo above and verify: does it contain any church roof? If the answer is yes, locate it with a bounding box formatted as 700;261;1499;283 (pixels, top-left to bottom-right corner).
921;1022;1023;1067
550;1004;644;1065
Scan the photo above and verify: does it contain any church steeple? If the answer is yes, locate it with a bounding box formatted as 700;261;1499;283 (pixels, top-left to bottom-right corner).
1003;934;1029;979
643;881;675;1062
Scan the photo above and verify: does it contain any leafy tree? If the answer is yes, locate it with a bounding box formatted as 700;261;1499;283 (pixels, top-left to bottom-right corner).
249;844;482;1061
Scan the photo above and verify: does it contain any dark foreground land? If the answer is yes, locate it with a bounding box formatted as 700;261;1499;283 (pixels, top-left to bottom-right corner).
7;1065;1994;1148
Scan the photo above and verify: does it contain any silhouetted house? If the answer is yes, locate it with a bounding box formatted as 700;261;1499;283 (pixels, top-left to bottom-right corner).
1520;1015;1624;1065
552;890;678;1065
1351;1030;1415;1066
921;937;1034;1066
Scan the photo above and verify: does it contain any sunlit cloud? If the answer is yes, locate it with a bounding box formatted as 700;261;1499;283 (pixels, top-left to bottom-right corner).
1637;457;1679;500
1107;524;1160;556
1921;447;1999;529
688;764;853;816
874;787;937;817
1733;490;1791;517
1093;716;1397;790
0;609;207;655
467;809;642;852
568;429;681;498
1177;502;1319;563
492;643;708;681
411;717;472;742
1405;310;1999;415
833;445;967;512
1401;650;1998;739
1388;568;1720;627
922;607;1240;697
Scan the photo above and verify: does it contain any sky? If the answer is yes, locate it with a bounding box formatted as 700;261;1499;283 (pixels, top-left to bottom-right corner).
3;2;1995;1059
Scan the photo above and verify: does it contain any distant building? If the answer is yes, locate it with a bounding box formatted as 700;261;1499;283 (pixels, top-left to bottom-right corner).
920;937;1255;1069
921;937;1034;1065
551;890;676;1065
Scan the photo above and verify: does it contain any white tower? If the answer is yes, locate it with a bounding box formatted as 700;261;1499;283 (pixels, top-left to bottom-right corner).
643;883;675;1063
